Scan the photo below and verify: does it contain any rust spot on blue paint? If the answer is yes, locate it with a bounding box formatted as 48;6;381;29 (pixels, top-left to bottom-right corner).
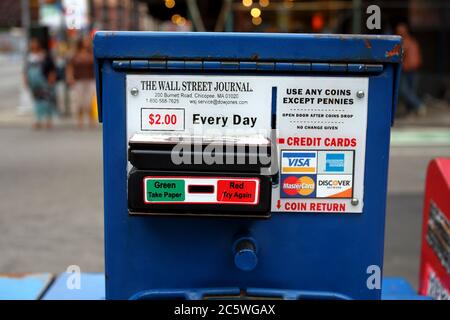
385;44;402;59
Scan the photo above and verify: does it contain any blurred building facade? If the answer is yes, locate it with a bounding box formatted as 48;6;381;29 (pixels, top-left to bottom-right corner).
91;0;155;30
0;0;154;31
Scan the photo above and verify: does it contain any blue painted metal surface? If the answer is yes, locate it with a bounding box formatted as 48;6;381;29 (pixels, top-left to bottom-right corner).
31;274;428;300
381;278;431;300
94;32;402;300
94;32;401;62
0;273;52;300
42;273;105;300
234;249;258;272
233;240;258;272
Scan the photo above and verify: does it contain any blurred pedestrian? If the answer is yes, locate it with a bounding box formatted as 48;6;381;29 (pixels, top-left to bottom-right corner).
396;23;427;117
24;38;58;129
66;36;95;128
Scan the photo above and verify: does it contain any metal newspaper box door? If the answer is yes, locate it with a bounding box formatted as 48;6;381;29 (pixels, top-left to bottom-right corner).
94;32;402;300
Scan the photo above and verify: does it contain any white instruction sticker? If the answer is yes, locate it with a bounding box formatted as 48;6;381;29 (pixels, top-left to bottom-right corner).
273;77;368;213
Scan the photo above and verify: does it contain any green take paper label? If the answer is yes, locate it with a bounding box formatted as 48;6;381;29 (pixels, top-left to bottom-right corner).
145;179;185;202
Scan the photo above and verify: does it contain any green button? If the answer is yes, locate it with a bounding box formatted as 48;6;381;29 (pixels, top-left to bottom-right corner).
145;179;185;202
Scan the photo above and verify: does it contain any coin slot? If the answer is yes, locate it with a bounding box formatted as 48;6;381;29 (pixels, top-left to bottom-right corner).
188;185;215;194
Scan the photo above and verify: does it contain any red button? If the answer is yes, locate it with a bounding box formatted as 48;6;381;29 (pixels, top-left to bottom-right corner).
216;179;258;204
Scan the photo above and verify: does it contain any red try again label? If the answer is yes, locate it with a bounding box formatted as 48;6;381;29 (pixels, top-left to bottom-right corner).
216;179;258;204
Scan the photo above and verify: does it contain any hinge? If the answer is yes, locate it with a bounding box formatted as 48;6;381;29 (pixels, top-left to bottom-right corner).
112;59;384;74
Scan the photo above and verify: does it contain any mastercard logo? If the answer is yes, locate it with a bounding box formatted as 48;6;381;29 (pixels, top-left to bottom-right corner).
282;176;315;196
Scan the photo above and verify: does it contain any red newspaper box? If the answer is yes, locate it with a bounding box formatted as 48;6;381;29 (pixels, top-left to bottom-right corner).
419;158;450;299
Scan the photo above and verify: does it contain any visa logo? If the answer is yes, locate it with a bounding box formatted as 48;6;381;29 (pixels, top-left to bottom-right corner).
288;158;311;167
282;151;317;174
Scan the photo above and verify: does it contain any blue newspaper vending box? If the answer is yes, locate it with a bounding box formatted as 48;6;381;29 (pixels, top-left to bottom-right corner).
93;32;402;300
